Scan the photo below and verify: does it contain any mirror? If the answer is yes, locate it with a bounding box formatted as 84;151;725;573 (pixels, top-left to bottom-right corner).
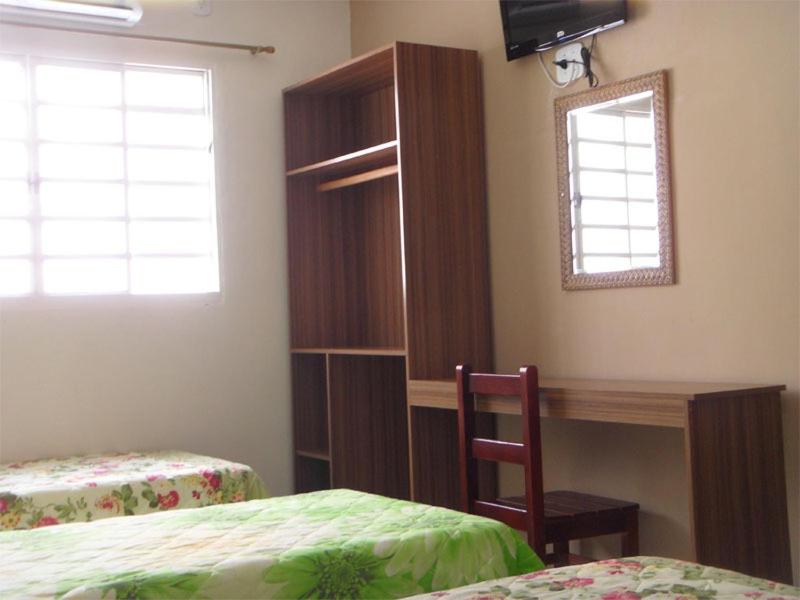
555;70;674;290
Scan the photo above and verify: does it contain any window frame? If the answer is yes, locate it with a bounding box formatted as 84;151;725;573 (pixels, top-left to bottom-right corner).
0;52;221;300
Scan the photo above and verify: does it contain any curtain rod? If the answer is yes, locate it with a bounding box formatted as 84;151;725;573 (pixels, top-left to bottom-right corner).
0;20;276;55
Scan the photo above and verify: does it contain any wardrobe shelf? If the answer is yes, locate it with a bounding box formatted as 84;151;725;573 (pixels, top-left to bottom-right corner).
286;140;398;180
317;165;397;192
291;346;406;357
295;449;331;461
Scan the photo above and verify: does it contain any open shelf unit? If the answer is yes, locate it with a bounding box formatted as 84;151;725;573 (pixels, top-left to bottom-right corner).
284;42;494;507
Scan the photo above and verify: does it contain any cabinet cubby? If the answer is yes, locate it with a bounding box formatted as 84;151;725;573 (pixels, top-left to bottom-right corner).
329;355;409;499
291;353;329;459
287;176;404;350
295;455;331;494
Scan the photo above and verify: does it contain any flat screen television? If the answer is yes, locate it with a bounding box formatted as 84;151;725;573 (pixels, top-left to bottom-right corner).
500;0;627;61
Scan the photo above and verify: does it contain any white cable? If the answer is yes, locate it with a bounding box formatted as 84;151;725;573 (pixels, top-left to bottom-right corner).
537;50;570;89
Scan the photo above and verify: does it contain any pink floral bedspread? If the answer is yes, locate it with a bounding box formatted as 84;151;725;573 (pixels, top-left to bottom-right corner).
0;450;267;530
411;557;799;599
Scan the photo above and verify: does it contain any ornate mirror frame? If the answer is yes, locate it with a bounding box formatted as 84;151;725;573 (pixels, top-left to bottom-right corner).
555;70;675;290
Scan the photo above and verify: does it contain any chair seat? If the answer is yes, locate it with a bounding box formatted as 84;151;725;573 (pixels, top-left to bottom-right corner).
498;490;639;541
543;490;639;521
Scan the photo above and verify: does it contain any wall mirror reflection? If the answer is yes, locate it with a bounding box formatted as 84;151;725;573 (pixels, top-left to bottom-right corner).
555;70;674;290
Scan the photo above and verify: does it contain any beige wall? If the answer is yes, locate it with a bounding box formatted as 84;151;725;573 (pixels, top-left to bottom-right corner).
352;0;799;582
0;0;352;497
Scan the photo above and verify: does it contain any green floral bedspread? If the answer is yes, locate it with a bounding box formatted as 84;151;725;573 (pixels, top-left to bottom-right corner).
411;556;800;599
0;450;267;530
0;488;542;599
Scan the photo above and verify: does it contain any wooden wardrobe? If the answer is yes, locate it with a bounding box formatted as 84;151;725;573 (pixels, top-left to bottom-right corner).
283;42;494;507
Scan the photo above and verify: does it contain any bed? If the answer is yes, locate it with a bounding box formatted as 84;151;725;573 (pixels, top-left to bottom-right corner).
411;556;800;599
0;450;267;530
0;488;542;599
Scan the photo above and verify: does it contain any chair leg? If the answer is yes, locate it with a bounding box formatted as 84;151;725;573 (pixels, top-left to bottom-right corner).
620;511;639;556
553;540;570;566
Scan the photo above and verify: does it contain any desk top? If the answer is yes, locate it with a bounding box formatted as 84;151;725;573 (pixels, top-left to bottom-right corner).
407;378;785;428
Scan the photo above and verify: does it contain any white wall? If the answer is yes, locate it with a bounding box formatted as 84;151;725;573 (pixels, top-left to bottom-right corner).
0;0;351;496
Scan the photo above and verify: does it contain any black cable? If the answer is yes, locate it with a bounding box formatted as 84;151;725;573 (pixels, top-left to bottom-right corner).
583;34;599;88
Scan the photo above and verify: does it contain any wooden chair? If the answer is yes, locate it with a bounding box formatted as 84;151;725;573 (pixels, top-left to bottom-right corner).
456;364;640;566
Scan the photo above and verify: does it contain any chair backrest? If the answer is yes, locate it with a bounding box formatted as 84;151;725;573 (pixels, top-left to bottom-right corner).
456;364;545;556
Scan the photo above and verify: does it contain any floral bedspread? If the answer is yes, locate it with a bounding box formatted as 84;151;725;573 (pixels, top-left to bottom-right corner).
0;488;543;599
411;556;800;599
0;450;267;530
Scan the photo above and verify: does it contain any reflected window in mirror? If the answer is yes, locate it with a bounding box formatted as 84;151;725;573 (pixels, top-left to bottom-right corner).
556;71;674;290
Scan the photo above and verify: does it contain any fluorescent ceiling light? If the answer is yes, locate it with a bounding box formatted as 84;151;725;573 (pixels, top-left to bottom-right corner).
0;0;142;27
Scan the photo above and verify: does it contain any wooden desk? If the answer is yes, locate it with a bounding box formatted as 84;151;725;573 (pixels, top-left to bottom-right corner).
408;378;792;583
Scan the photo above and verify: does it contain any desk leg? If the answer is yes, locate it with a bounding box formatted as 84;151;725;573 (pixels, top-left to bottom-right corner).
685;392;792;583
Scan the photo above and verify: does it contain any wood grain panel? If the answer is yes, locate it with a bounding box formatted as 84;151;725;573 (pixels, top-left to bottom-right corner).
329;355;409;498
351;84;397;151
291;353;329;456
411;406;462;508
353;177;405;347
394;42;493;380
287;176;404;349
406;379;779;428
411;406;497;509
284;94;348;171
409;377;785;403
686;392;792;583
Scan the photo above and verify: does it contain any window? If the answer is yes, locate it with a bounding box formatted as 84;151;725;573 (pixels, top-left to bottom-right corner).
0;55;219;296
568;91;658;274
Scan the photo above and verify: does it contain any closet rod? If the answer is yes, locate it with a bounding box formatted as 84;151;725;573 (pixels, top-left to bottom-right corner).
0;20;276;54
